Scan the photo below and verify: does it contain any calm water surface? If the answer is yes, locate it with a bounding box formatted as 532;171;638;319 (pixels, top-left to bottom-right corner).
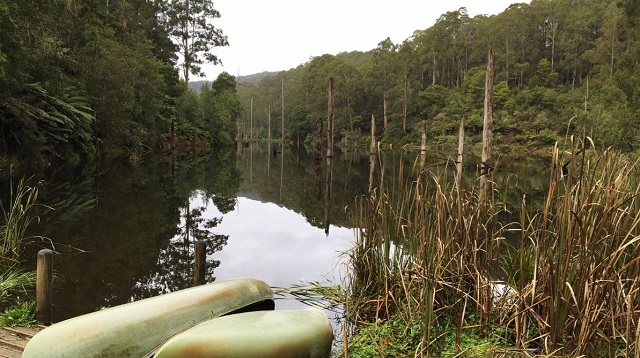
23;145;371;322
19;144;548;323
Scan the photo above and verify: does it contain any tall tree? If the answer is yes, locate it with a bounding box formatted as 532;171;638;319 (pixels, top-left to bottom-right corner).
372;38;397;130
162;0;229;85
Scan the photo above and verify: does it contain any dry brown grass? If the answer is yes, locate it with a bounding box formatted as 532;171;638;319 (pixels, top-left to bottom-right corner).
345;138;640;357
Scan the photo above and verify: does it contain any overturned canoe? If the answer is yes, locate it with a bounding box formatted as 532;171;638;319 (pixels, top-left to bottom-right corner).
154;308;334;358
23;278;273;358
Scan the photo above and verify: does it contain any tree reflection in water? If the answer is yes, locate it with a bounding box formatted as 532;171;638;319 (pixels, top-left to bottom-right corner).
133;191;228;297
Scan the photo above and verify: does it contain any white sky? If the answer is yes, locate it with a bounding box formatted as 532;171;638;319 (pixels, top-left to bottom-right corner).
202;0;525;80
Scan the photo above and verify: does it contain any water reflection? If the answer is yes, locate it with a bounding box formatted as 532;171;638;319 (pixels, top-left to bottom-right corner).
201;195;353;309
11;143;550;323
133;191;229;297
23;151;240;322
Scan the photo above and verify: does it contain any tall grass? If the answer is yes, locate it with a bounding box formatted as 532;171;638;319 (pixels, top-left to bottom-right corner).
345;139;640;357
0;178;43;260
0;178;42;326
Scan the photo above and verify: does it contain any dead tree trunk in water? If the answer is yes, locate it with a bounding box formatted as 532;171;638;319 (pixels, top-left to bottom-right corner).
479;49;494;208
268;104;271;142
478;48;495;340
250;97;254;142
325;78;335;234
281;80;285;146
315;117;323;199
420;121;427;171
369;114;376;193
456;119;465;189
327;78;334;158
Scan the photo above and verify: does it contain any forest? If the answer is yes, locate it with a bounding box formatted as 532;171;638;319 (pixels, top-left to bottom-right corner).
3;0;639;170
238;0;640;156
0;0;239;169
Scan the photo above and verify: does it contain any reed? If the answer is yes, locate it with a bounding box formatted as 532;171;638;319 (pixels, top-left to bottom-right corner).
345;139;640;356
346;154;505;356
0;178;43;260
0;178;42;325
516;138;640;356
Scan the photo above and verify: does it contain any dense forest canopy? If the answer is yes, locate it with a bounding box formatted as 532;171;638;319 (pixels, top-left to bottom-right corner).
2;0;639;169
0;0;239;168
238;0;640;155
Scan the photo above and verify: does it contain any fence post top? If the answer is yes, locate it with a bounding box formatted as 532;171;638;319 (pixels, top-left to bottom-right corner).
38;249;53;256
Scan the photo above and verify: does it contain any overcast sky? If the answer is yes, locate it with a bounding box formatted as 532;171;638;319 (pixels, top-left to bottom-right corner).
201;1;526;80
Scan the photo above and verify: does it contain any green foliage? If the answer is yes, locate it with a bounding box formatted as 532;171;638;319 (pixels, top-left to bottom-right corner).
172;72;241;147
348;316;421;357
0;269;36;306
0;301;36;327
500;244;536;289
0;0;239;163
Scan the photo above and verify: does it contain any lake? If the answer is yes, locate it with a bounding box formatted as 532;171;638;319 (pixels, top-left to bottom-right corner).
18;143;548;323
19;144;370;322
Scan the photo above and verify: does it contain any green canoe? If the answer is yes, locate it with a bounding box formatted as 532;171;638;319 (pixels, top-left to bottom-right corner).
23;278;273;358
153;308;334;358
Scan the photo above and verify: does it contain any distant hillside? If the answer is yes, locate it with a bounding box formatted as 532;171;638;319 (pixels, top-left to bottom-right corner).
188;71;280;93
188;80;210;93
237;71;279;84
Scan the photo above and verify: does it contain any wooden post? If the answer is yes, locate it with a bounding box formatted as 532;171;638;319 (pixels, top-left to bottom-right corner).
194;240;206;286
36;249;53;325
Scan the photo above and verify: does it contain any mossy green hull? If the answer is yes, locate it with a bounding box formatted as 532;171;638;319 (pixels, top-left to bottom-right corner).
154;308;333;358
23;278;273;357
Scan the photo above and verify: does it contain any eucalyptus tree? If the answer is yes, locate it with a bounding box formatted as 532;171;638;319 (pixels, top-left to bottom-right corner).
586;0;625;82
333;60;361;135
481;4;528;86
397;39;421;132
161;0;229;85
371;38;398;131
556;0;607;88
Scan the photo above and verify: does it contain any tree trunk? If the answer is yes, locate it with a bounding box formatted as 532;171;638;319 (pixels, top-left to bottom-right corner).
370;114;376;156
420;121;427;171
479;49;494;208
327;78;334;158
383;93;388;130
325;78;335;235
403;78;408;132
369;114;376;193
456;118;464;189
281;80;285;145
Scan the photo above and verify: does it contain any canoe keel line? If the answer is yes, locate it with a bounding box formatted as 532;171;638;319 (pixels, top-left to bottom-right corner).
22;278;333;357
